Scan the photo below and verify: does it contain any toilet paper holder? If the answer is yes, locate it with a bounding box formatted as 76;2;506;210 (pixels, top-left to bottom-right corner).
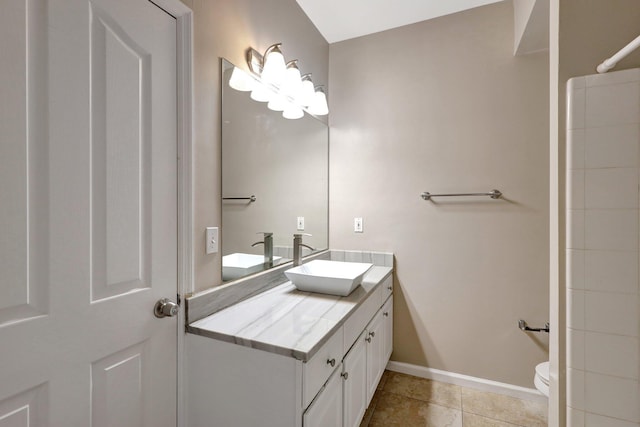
518;319;550;333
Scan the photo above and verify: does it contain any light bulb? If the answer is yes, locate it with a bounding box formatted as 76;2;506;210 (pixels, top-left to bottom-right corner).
267;93;287;111
261;44;286;86
281;60;302;98
308;88;328;116
250;82;272;103
282;102;303;119
228;66;253;92
298;75;315;107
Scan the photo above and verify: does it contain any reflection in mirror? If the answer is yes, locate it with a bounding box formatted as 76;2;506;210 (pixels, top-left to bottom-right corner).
221;59;329;282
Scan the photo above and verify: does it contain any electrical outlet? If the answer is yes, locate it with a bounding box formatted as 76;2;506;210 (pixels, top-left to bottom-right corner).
297;217;305;231
206;227;219;254
354;217;363;233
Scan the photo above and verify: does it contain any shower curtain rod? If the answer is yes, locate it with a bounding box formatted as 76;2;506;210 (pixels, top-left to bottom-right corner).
597;34;640;73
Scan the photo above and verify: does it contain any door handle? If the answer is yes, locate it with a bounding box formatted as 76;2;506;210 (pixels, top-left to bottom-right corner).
154;298;180;318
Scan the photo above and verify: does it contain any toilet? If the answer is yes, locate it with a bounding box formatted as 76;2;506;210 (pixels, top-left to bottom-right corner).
534;361;550;397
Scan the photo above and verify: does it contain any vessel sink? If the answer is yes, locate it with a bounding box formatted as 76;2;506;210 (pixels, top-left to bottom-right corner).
285;260;373;296
222;253;282;281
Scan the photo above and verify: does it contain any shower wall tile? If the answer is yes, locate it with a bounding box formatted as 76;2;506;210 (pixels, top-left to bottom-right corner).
567;368;585;411
568;210;585;249
567;408;585;427
567;329;585;370
585;68;640;87
568;170;585;209
585;124;639;168
567;407;585;427
569;87;586;129
585;82;640;127
585;413;640;427
568;129;586;169
584;209;638;251
567;289;585;330
585;168;638;209
584;250;638;294
567;249;585;290
567;70;640;423
584;332;639;379
584;372;640;423
568;76;586;90
584;291;639;337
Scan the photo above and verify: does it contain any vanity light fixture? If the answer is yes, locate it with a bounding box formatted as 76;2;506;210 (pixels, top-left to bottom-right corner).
260;43;286;86
228;66;254;92
307;86;329;116
233;43;328;119
298;74;316;107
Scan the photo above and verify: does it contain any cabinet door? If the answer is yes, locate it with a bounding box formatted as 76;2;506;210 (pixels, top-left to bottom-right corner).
365;310;385;404
343;332;368;427
382;296;393;362
304;368;343;427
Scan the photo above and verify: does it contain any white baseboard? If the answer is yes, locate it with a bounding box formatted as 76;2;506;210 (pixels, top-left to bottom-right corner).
386;361;547;403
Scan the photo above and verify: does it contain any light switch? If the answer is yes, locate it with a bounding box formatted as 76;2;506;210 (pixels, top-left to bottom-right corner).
354;217;363;233
297;217;305;231
206;227;219;254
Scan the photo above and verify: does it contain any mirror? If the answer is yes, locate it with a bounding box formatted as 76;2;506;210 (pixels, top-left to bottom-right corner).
221;59;329;282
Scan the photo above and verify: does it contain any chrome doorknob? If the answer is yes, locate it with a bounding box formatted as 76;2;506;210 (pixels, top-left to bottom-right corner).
154;298;180;318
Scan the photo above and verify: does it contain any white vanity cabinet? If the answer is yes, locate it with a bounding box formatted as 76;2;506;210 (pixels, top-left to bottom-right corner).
382;296;393;362
365;307;385;403
304;367;344;427
342;332;367;427
186;269;393;427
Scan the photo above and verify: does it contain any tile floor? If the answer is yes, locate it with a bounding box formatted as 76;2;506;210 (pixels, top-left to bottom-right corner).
360;371;548;427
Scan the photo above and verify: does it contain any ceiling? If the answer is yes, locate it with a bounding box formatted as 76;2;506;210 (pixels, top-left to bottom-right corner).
295;0;504;43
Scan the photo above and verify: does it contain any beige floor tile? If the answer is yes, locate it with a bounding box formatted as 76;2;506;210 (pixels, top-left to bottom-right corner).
368;392;463;427
463;412;522;427
360;388;383;427
461;387;547;427
377;370;391;391
383;372;462;410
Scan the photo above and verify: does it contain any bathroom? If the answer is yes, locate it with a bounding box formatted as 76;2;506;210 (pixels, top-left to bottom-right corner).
0;0;639;426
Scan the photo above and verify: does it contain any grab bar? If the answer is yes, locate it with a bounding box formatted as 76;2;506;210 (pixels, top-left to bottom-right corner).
518;319;549;333
222;195;256;203
421;189;502;201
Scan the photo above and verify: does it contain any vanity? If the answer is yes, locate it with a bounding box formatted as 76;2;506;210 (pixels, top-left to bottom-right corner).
188;60;392;426
186;263;393;427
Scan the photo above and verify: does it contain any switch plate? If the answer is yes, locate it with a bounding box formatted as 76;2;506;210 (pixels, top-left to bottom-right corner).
206;227;219;254
297;217;305;231
354;217;363;233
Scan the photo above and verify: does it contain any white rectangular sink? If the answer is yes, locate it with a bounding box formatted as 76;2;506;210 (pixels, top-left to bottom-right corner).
285;260;373;296
223;253;282;281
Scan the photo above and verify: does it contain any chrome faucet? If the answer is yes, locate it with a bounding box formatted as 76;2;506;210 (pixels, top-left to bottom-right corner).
251;232;274;266
293;233;314;267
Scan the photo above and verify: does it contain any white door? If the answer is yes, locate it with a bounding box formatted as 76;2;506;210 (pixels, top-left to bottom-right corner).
0;0;178;425
365;312;384;404
342;334;367;427
303;369;343;427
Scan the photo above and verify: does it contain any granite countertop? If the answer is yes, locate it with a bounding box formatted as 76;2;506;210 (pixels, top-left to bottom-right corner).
187;266;392;361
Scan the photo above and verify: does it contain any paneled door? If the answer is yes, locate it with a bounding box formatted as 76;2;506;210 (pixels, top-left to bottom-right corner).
0;0;179;425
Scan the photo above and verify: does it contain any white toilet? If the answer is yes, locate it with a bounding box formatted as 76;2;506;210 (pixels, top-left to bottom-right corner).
534;361;550;397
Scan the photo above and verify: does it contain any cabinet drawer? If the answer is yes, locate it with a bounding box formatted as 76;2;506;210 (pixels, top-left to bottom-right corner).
381;274;393;302
303;326;344;409
343;285;382;354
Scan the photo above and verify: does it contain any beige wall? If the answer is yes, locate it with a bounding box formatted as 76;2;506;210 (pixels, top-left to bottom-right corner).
183;0;329;292
329;1;549;387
